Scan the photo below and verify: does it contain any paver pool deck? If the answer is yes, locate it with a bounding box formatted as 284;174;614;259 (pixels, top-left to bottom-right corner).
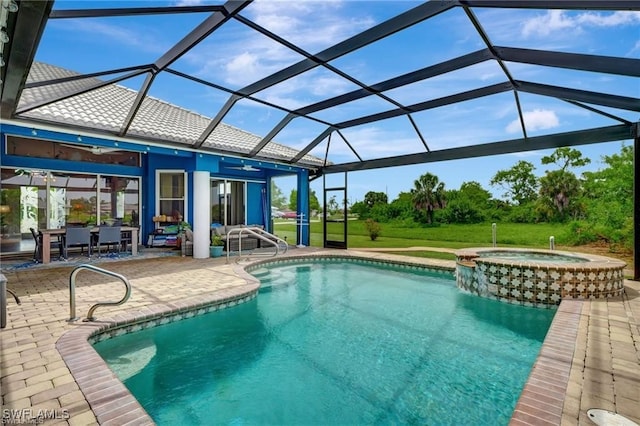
1;248;638;425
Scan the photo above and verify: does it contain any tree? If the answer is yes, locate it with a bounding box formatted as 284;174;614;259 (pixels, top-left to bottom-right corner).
458;181;492;207
350;201;369;218
538;170;582;220
288;189;321;213
309;190;321;213
411;172;446;224
490;160;538;205
364;191;388;208
541;147;590;171
441;181;491;224
538;148;590;221
580;144;633;248
270;181;286;209
288;189;297;211
327;195;339;214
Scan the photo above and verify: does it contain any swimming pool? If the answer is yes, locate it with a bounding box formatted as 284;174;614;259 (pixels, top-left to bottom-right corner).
94;257;555;425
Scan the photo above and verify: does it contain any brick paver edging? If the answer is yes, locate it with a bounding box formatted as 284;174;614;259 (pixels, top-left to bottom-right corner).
510;299;584;425
56;282;259;425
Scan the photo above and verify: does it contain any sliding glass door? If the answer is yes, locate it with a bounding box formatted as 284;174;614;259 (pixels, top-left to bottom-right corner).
211;179;245;226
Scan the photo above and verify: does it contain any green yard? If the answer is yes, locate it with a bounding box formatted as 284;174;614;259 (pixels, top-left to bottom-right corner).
272;219;567;250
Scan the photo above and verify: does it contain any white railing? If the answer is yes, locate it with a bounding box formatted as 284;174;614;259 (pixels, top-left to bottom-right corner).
226;227;288;263
68;264;131;321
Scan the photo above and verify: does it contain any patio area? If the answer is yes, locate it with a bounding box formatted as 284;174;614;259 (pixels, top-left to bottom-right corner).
1;249;638;425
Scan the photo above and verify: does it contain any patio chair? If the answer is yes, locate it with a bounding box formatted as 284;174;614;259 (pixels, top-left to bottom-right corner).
30;227;62;263
62;226;92;259
29;228;62;263
94;226;121;257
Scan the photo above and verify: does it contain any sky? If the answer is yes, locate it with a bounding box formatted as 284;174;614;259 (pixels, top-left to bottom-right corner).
32;1;639;204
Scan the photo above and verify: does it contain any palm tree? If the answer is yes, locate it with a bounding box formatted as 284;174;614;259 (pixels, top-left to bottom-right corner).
411;172;446;224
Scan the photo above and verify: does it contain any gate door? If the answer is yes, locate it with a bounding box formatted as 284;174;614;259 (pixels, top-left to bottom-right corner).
323;187;347;249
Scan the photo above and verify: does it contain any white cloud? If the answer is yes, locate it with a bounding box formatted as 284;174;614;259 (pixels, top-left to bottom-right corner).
186;0;375;90
174;0;205;5
249;0;374;51
302;125;425;161
506;109;559;134
522;11;575;37
522;10;640;38
577;11;640;27
224;52;261;85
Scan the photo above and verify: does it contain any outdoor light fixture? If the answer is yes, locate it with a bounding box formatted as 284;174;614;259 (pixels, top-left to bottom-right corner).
0;30;8;43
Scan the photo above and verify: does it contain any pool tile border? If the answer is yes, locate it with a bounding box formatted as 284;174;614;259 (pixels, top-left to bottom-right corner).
244;253;456;277
56;282;259;425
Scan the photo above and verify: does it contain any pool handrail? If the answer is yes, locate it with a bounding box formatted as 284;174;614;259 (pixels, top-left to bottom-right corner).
69;264;131;322
226;227;288;263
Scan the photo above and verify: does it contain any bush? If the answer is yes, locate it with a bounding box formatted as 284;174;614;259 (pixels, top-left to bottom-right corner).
559;221;600;246
363;219;382;241
350;201;369;219
507;202;538;223
441;199;485;224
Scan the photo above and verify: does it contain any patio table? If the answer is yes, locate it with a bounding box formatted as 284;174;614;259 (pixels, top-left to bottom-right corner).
40;226;139;264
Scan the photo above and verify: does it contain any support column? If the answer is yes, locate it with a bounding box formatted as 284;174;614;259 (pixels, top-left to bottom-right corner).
296;170;310;246
193;171;210;259
634;126;639;280
266;176;273;234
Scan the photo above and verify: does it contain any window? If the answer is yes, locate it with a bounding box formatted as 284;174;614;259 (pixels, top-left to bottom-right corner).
0;167;140;253
100;176;140;225
6;135;140;166
157;171;186;219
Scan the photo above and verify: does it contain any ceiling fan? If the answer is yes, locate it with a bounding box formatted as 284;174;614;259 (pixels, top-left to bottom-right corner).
225;164;261;172
60;144;122;155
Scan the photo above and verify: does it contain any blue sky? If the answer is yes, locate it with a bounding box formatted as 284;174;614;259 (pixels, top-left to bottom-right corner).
35;1;639;203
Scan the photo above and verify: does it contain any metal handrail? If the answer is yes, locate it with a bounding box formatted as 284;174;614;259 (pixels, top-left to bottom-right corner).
69;264;131;322
226;227;288;263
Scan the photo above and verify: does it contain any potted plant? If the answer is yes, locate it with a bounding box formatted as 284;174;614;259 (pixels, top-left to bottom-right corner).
210;234;224;257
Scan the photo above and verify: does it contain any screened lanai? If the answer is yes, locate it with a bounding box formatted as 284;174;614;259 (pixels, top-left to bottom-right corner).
0;0;638;275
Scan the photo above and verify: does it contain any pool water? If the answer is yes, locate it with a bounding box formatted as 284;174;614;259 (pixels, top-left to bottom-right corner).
94;259;555;425
478;250;587;263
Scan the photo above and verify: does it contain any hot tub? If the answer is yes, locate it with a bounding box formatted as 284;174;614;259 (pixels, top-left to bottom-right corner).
455;247;626;307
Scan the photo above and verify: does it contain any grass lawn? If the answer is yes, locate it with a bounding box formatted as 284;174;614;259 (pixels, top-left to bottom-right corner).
273;220;567;250
271;219;633;277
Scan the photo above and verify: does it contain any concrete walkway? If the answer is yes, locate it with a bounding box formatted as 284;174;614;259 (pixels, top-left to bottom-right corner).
1;249;638;425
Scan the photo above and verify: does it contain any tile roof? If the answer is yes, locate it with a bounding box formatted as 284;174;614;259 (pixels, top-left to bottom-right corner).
17;62;325;167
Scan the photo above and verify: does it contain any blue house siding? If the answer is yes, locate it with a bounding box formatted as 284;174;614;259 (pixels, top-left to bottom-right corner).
1;122;311;252
246;182;266;226
143;152;195;235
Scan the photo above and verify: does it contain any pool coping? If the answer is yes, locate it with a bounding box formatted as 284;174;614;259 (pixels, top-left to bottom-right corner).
49;250;638;425
455;247;628;267
55;280;260;425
